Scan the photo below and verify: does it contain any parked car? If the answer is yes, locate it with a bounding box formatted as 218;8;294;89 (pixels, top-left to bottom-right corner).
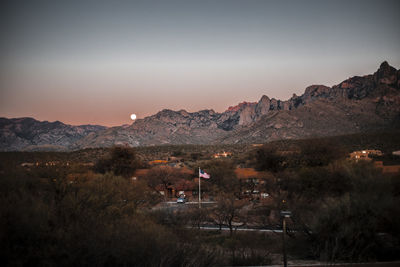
177;196;186;204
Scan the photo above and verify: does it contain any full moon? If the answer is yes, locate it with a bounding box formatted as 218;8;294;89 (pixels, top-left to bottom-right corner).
130;114;137;120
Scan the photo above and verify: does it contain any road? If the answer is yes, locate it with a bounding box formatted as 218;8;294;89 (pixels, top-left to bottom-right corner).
152;201;217;211
164;201;217;204
190;225;283;233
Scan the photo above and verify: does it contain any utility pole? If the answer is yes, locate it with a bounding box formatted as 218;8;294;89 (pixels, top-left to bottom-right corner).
198;167;201;208
280;210;292;267
282;216;287;267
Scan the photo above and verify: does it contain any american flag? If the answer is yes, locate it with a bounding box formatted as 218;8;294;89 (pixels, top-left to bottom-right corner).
199;169;210;179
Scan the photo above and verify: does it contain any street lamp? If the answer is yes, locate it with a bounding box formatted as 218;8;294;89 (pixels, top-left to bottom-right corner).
280;210;292;267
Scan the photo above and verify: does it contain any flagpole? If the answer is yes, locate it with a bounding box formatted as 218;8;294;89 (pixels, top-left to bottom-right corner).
198;167;201;208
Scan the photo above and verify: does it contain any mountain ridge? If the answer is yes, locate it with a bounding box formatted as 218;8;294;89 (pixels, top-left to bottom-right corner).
0;117;106;151
1;61;399;151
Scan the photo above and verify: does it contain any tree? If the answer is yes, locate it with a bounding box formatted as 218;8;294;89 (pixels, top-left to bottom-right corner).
187;206;209;229
281;161;400;262
254;144;286;173
94;146;140;178
202;159;239;193
211;193;247;236
145;166;187;201
298;139;344;167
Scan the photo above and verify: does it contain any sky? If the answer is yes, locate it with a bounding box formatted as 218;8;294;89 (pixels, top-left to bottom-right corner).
0;0;399;127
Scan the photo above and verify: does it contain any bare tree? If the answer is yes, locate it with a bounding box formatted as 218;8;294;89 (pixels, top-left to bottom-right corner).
144;166;184;201
212;193;248;236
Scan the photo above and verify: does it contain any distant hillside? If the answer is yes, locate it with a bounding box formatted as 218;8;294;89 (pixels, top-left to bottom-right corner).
259;130;400;155
77;61;400;148
1;131;399;168
1;61;399;151
0;118;106;151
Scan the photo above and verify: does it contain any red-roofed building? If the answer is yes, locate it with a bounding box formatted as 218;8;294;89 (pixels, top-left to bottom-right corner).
235;168;271;201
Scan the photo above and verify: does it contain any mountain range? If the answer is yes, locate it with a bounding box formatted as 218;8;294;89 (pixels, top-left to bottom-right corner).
1;61;399;151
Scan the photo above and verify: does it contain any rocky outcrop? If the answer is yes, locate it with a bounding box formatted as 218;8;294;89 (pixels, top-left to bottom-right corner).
374;61;398;85
255;95;271;116
218;61;400;144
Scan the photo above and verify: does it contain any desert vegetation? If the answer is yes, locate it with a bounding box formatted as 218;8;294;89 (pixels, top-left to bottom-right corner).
1;134;400;266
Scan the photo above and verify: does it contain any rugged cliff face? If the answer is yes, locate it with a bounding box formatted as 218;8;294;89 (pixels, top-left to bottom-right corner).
1;62;399;150
218;62;400;144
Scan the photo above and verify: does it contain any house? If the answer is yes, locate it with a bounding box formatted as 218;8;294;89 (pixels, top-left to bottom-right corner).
252;144;263;147
235;168;270;200
138;166;198;200
374;161;400;174
148;160;168;165
154;178;199;200
155;184;176;198
393;151;400;156
174;179;197;199
349;150;383;161
213;151;232;158
131;169;149;181
235;168;262;184
21;162;34;167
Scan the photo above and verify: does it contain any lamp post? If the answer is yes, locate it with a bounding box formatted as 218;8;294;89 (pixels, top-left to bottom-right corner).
280;210;292;267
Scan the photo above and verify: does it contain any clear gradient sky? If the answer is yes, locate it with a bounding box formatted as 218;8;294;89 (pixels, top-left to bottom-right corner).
1;0;399;126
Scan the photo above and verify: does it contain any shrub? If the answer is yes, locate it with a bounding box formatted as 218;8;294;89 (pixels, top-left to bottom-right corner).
94;146;140;178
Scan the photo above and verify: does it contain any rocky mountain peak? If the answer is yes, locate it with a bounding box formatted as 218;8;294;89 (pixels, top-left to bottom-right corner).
304;85;331;98
259;95;270;102
379;61;391;72
178;109;190;117
374;61;398;86
301;85;332;104
226;101;257;112
255;95;271;116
